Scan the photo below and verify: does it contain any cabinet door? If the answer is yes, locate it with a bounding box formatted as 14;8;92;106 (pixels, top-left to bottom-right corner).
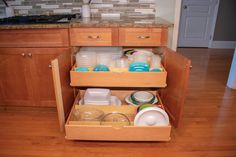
160;48;191;128
0;48;34;106
28;48;70;107
51;52;74;131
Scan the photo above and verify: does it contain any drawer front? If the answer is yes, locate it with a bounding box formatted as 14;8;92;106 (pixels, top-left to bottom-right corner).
65;125;171;141
70;28;117;46
119;28;167;46
0;29;69;47
70;71;167;88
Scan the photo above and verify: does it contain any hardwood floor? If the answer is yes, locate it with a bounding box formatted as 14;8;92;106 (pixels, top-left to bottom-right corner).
0;48;236;157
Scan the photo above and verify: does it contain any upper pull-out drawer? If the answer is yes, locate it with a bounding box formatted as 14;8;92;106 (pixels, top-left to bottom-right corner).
70;67;167;88
70;28;118;46
0;29;69;47
119;28;167;46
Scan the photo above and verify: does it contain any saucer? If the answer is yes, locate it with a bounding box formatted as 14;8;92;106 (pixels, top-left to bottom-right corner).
125;94;158;106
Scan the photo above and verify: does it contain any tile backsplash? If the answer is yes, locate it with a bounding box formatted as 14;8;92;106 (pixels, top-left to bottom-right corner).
0;0;156;17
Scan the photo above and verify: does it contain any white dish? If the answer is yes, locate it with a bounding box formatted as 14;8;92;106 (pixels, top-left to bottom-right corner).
79;96;121;106
133;91;154;103
125;94;158;106
134;107;169;126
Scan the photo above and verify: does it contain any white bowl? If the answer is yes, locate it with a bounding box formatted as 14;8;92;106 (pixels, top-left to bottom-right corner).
133;91;154;103
125;95;158;106
134;107;169;126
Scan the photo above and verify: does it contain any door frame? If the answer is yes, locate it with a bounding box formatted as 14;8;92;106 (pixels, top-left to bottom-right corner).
172;0;182;51
176;0;220;48
208;0;220;48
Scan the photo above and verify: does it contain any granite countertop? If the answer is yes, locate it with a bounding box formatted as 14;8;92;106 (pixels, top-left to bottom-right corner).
70;17;173;28
0;17;173;29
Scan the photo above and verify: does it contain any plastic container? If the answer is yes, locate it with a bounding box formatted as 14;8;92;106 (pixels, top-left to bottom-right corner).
151;54;162;69
133;52;148;63
84;88;111;105
75;52;96;68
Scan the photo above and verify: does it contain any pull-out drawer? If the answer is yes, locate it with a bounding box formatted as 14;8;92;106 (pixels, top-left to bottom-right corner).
119;28;167;46
65;90;171;141
70;28;118;46
0;29;69;47
70;67;167;87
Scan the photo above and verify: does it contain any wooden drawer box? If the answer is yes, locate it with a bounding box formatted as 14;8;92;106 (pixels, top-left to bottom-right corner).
119;28;167;46
70;28;118;46
70;69;167;88
0;29;69;47
65;90;171;141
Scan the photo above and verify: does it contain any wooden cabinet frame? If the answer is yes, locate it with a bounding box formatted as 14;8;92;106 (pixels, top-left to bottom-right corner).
51;45;191;141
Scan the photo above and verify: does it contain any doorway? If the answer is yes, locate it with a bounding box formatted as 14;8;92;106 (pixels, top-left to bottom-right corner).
178;0;219;47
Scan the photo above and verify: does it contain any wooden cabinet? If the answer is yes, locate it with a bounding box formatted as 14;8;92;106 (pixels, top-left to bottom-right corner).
28;48;70;107
51;47;191;141
70;28;119;46
69;28;167;46
119;28;168;46
0;29;70;107
0;29;69;47
0;48;34;106
0;47;70;107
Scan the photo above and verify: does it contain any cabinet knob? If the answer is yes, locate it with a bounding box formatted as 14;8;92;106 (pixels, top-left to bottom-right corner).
28;53;32;57
21;53;25;57
183;5;188;9
48;64;52;69
137;36;150;39
87;35;100;39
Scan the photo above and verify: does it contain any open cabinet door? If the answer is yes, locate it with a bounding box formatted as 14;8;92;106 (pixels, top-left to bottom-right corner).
51;51;74;132
160;48;191;128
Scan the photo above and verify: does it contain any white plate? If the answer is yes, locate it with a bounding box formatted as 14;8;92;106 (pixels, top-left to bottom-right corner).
79;96;121;106
125;94;158;106
134;107;169;126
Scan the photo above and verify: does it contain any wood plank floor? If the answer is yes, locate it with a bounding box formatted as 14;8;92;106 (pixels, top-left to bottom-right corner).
1;48;236;157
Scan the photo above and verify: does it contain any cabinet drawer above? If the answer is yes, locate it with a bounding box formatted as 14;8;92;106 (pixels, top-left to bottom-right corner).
70;28;118;46
119;28;167;46
0;29;69;47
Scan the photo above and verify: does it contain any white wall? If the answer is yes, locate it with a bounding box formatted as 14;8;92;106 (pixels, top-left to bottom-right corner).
155;0;182;50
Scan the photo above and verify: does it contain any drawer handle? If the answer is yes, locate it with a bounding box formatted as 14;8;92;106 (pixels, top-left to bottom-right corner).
87;35;100;39
137;36;150;39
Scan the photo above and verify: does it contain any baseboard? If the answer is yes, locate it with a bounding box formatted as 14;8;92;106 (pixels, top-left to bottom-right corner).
210;41;236;49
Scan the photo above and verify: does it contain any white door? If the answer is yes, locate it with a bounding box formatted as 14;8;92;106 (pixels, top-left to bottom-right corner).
178;0;218;47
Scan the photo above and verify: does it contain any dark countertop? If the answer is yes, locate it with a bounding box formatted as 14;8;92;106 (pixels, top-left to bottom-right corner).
0;17;173;29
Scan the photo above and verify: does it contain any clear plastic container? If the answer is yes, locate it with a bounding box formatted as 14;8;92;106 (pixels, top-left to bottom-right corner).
151;54;162;69
75;52;96;68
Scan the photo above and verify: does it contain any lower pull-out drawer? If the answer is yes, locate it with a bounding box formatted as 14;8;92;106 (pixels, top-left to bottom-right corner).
65;105;171;141
64;90;171;141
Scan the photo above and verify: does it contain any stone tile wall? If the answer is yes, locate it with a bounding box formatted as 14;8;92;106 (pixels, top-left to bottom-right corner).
0;0;156;17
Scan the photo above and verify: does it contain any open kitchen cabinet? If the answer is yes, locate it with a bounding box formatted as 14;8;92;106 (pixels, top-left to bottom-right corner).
51;46;191;141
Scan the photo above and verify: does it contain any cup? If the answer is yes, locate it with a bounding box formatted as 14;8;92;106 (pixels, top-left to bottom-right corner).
5;7;14;17
82;4;91;18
